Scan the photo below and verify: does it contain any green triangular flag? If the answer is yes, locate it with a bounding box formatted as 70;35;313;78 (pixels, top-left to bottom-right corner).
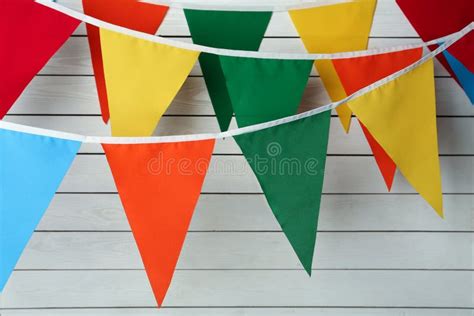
234;111;331;274
184;9;272;131
219;56;314;127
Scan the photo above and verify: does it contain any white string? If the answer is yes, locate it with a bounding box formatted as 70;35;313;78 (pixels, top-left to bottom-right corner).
1;22;471;144
35;0;472;60
139;0;351;12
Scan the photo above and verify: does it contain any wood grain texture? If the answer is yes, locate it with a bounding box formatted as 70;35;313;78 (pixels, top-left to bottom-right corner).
1;0;473;314
2;270;472;308
16;232;474;270
2;308;473;316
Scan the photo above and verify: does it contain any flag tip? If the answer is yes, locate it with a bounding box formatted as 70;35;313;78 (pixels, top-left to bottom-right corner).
432;199;444;219
154;296;164;308
342;122;351;134
436;209;444;219
303;263;313;276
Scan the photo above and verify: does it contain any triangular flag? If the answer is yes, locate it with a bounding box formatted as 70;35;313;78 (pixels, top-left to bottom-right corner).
447;31;473;74
289;0;377;132
396;0;473;100
100;28;199;136
234;111;331;274
82;0;169;123
184;9;272;131
332;47;423;190
0;0;80;118
348;59;443;216
102;139;215;306
359;122;396;190
219;56;314;127
0;128;80;291
442;45;474;104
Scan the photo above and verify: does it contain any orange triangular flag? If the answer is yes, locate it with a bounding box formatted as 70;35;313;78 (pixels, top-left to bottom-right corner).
102;139;215;306
83;0;169;123
332;48;423;190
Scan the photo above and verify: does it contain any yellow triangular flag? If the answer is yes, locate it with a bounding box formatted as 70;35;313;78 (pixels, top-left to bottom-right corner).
289;0;377;132
100;28;199;136
348;59;443;217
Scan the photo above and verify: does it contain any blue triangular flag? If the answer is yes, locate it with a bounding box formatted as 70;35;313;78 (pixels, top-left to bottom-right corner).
0;128;81;291
442;48;474;104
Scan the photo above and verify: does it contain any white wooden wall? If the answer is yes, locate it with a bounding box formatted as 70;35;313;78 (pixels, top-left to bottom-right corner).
1;0;473;315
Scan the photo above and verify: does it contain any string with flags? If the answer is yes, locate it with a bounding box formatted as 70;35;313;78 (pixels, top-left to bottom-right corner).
0;0;473;308
1;0;471;195
1;0;472;135
1;29;470;304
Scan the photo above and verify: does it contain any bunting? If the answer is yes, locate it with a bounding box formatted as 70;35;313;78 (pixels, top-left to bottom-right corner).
332;47;423;190
0;50;451;302
0;0;466;305
219;56;314;127
0;129;80;291
396;0;474;103
348;59;443;217
0;0;80;118
289;0;377;132
100;28;200;136
82;0;169;123
184;9;272;131
102;139;215;306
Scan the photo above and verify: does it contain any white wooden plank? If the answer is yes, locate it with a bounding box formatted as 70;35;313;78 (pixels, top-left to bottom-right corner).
1;270;472;307
52;156;473;194
39;37;453;76
11;77;474;116
36;194;473;232
3;308;472;316
58;0;420;37
4;116;473;155
16;232;473;270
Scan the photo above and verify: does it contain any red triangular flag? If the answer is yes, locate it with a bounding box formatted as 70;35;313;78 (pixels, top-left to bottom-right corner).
359;122;396;190
332;47;423;190
0;0;80;118
102;139;215;306
396;0;474;78
82;0;169;123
